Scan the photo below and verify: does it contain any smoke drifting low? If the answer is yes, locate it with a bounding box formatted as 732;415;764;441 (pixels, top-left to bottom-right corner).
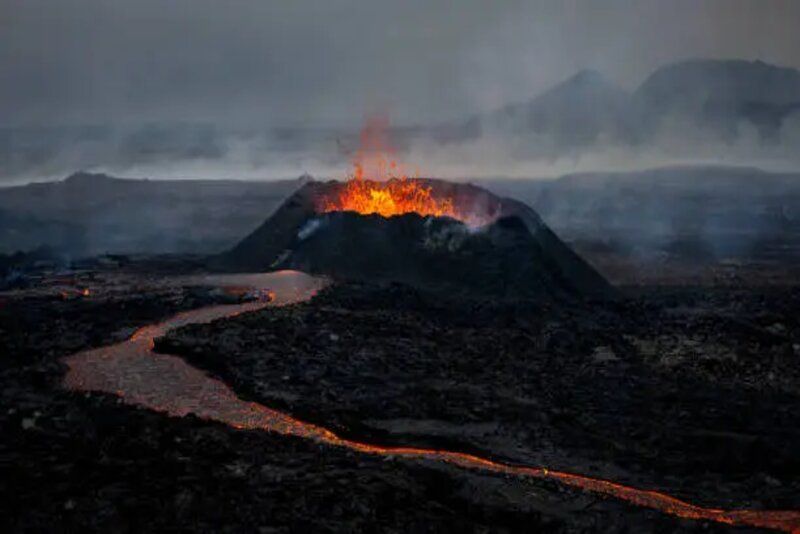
1;0;800;183
4;108;800;185
404;117;800;179
0;125;350;184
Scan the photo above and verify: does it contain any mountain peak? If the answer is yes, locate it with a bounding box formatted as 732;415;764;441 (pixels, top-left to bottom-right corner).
63;171;120;186
565;69;607;86
534;69;629;108
546;69;621;95
637;58;800;106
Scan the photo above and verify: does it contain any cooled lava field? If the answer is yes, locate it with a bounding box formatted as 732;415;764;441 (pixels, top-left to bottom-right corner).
2;175;800;534
2;255;800;533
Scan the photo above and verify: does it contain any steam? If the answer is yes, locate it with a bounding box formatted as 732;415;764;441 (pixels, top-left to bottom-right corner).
3;1;800;184
403;120;800;179
297;218;325;241
2;112;798;186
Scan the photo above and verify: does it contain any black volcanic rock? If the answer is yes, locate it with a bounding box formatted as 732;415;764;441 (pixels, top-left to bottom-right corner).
0;172;302;255
215;179;614;300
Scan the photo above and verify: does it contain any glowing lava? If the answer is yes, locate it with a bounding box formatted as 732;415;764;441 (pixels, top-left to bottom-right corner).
316;115;478;224
318;176;459;220
62;270;800;533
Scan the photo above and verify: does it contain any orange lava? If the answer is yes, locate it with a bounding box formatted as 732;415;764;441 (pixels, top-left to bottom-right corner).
318;177;460;220
61;270;800;533
317;115;475;224
59;287;91;300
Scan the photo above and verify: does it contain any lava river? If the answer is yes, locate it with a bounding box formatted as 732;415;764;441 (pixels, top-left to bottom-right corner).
62;270;800;533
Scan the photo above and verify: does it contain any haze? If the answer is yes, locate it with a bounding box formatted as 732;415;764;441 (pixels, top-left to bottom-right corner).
2;0;800;182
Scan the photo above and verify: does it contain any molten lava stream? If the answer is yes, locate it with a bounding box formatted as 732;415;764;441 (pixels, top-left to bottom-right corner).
62;270;800;534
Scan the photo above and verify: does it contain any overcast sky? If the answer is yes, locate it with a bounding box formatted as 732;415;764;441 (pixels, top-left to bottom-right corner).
2;0;800;128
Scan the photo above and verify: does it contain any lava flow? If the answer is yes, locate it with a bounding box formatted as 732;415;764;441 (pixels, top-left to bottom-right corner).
62;270;800;534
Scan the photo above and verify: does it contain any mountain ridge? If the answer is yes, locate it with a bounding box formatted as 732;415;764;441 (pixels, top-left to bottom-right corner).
441;58;800;147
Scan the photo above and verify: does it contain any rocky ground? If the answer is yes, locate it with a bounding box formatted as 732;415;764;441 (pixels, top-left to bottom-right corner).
160;281;800;513
2;262;799;532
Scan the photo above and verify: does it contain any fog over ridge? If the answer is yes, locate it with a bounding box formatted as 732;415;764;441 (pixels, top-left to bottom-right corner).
2;0;800;182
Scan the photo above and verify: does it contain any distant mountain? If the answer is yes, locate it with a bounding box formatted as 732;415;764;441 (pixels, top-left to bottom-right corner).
4;166;799;265
482;165;800;262
0;208;86;255
635;59;800;139
638;59;800;111
433;70;636;148
0;172;302;255
486;70;637;147
441;59;800;149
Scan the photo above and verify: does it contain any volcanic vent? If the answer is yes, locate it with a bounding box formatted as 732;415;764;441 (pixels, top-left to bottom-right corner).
216;115;611;299
216;176;612;300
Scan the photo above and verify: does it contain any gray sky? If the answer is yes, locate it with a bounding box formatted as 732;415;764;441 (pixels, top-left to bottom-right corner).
2;0;800;127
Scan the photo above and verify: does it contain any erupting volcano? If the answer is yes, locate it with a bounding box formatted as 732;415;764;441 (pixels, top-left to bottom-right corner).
216;117;612;300
316;116;490;226
316;118;490;226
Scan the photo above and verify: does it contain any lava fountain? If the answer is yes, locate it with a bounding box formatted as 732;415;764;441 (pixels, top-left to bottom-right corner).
316;115;489;226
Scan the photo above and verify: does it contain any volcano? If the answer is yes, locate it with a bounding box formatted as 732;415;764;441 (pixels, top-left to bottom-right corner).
215;178;613;300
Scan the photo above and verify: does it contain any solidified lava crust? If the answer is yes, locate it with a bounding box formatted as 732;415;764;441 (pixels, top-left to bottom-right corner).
62;271;800;534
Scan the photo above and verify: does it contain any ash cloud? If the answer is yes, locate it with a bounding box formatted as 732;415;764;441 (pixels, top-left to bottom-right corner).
2;0;800;183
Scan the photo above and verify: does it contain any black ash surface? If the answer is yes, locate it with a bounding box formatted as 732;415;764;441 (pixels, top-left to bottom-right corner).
0;273;727;532
160;281;800;516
